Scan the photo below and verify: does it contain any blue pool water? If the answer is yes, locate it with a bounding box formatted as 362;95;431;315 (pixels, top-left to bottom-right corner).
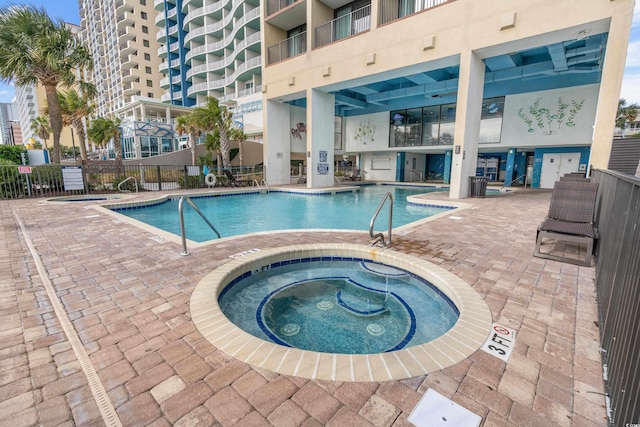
113;185;451;242
218;258;459;354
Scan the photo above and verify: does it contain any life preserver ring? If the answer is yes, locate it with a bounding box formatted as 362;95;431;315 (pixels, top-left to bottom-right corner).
205;173;217;187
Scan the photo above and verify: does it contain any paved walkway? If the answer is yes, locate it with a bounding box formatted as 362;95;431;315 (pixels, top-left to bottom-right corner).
0;187;607;426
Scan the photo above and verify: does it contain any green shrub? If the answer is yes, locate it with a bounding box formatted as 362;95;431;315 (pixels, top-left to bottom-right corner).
177;174;201;189
0;146;27;164
31;165;63;191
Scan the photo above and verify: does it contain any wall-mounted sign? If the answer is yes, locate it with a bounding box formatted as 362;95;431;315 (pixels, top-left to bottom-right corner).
62;166;84;191
319;150;327;163
317;163;329;175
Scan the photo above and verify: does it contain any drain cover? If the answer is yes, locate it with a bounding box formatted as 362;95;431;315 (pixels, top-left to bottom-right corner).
280;323;300;336
366;324;385;336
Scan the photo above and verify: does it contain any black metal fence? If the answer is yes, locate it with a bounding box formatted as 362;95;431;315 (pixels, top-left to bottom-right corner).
591;169;640;425
0;163;265;199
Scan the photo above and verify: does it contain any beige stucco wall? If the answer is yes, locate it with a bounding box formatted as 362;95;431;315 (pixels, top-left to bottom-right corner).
262;0;634;184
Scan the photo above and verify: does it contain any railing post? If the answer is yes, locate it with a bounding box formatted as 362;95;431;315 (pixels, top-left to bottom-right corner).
157;165;162;191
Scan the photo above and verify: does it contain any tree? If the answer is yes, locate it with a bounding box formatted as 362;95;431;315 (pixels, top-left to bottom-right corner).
229;127;247;168
175;112;203;166
30;116;51;150
0;6;93;164
88;117;122;162
616;98;640;130
193;97;233;169
203;132;223;174
58;89;95;161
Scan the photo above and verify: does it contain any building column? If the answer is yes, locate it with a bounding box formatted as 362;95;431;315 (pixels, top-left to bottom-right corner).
264;99;292;185
449;50;485;199
307;89;335;188
590;5;634;170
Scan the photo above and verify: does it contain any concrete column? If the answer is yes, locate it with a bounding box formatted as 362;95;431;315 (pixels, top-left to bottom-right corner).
449;50;485;199
590;5;634;170
264;99;292;185
307;89;335;188
515;151;527;185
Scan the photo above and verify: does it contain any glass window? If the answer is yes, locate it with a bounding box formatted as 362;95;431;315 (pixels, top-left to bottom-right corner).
479;97;504;143
145;66;152;74
389;110;407;147
334;116;342;150
149;137;159;156
438;103;456;145
143;39;150;47
141;11;147;19
142;25;148;34
144;53;151;61
405;108;422;146
146;80;153;87
421;106;440;146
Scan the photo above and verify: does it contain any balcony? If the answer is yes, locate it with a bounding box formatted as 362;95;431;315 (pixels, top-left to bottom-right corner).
266;0;306;31
266;0;301;19
315;5;370;48
116;11;135;30
267;32;306;65
379;0;451;25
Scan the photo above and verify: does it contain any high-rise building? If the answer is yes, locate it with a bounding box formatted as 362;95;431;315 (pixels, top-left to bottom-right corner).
0;102;17;145
79;0;166;117
154;0;261;106
14;84;38;143
154;0;263;136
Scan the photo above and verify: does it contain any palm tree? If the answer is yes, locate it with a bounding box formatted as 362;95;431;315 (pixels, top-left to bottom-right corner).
58;89;95;161
88;117;123;162
616;98;640;130
203;132;223;174
229;127;247;168
175;112;203;166
193;97;233;168
30;116;51;150
0;6;93;164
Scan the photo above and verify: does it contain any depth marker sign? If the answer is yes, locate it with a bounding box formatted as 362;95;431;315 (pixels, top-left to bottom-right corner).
481;323;517;362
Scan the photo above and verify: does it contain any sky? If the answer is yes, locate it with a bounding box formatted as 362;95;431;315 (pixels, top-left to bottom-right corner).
0;1;640;106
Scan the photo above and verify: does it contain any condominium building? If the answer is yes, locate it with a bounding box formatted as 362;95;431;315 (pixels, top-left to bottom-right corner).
0;102;17;145
154;0;263;132
14;84;38;144
79;0;166;117
261;0;633;196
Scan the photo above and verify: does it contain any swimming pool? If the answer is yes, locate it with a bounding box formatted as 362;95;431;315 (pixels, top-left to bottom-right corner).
111;185;452;242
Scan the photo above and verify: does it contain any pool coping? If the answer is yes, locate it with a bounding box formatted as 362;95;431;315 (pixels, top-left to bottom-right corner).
90;185;473;250
190;243;492;382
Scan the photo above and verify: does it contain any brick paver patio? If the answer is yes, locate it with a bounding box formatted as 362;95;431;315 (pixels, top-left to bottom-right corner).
0;187;607;426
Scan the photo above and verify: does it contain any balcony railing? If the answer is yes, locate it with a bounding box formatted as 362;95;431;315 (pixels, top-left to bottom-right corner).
315;5;371;48
266;0;300;17
379;0;451;25
267;32;307;65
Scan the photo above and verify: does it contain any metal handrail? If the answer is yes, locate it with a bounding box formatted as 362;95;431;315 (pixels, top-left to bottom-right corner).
261;179;269;192
334;176;342;185
501;173;528;189
118;176;138;192
178;196;221;256
369;192;393;246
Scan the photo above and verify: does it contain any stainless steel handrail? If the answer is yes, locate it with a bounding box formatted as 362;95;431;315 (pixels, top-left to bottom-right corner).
117;176;138;192
260;179;269;192
178;196;221;256
369;192;393;246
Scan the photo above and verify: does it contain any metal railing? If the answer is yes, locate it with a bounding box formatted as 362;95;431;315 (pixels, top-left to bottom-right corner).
0;164;265;199
178;196;221;256
590;169;640;425
267;32;307;65
266;0;300;17
379;0;451;25
315;5;371;48
369;192;393;246
117;176;138;192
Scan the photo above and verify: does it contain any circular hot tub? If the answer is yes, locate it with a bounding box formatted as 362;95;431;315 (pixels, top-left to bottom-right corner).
190;244;492;381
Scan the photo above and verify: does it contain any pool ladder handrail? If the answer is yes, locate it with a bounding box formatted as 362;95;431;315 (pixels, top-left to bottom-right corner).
369;192;393;247
252;179;269;193
178;196;221;256
118;176;138;193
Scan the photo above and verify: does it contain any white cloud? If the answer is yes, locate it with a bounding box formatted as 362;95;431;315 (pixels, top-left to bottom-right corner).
0;86;15;103
620;72;640;105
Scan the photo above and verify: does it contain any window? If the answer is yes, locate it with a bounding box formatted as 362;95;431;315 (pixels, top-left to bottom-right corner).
144;53;151;61
142;25;148;34
148;92;154;98
141;11;147;19
479;97;504;143
145;66;152;74
143;39;150;47
389;104;457;147
140;0;146;4
146;80;153;87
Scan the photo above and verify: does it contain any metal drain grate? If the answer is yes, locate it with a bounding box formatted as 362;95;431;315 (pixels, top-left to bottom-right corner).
14;211;123;427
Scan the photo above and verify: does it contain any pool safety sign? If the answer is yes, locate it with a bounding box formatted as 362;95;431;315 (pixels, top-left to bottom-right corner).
481;323;517;362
